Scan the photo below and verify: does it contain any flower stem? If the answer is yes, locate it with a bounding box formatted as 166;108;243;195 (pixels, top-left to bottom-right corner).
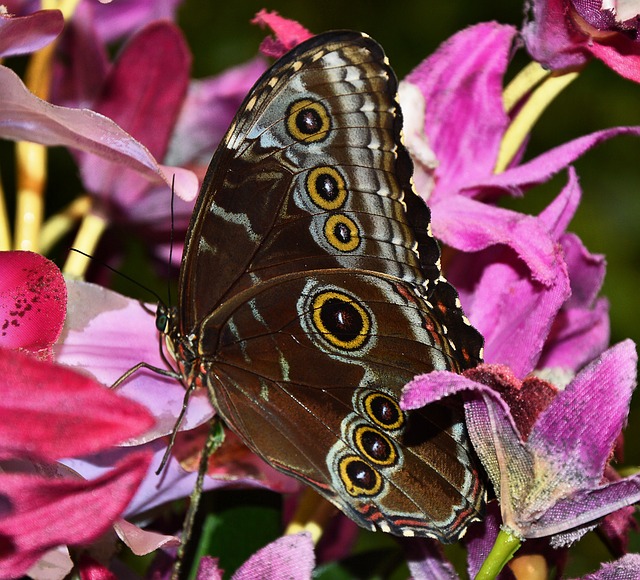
476;528;521;579
495;67;580;174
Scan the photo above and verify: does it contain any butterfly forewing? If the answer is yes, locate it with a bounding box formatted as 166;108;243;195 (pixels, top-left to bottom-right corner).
174;31;485;541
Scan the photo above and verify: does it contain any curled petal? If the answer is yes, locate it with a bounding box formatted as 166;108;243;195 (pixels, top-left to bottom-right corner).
251;10;313;57
0;9;63;57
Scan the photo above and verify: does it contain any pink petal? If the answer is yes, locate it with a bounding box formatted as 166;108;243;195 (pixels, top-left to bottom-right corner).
406;22;515;200
0;452;152;577
0;347;155;462
404;538;458;579
251;10;313;58
537;168;581;242
529;340;638;480
26;546;73;580
0;9;63;57
0;65;198;201
55;279;214;440
232;532;315;580
0;251;66;357
78;21;191;205
196;556;223;580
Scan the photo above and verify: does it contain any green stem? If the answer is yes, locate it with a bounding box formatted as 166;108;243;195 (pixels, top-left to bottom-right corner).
475;529;522;580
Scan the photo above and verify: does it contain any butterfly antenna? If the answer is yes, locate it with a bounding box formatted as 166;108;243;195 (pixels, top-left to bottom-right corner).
68;248;166;305
167;174;176;308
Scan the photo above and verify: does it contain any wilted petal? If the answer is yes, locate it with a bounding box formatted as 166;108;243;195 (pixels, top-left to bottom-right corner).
55;279;214;440
0;251;66;357
26;546;73;580
78;21;191;206
114;519;179;556
404;538;459;579
251;9;313;58
0;9;63;57
405;22;515;200
0;65;198;201
0;452;152;578
537;168;581;241
0;348;154;462
231;532;315;580
528;340;637;481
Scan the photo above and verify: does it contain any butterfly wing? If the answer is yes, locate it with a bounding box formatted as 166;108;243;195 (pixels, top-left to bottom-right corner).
177;31;485;540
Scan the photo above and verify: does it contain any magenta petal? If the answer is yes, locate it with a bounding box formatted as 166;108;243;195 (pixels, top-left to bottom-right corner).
196;556;223;580
537;168;581;241
529;340;637;480
0;348;155;462
0;452;151;578
78;21;191;205
561;232;606;309
406;22;515;199
251;10;313;58
589;36;640;84
0;9;63;57
432;196;558;285
527;475;640;540
0;251;66;356
474;127;640;195
232;532;315;580
0;65;198;202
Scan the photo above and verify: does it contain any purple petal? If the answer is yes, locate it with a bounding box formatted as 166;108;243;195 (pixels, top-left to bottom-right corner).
78;21;191;206
406;22;515;200
55;280;213;439
464;501;502;579
404;538;459;580
522;0;591;70
167;58;267;167
432;196;558;285
472;127;640;195
581;553;640;580
529;340;637;481
85;0;183;44
196;556;223;580
0;9;63;57
0;65;198;201
526;474;640;540
232;532;315;580
561;232;606;309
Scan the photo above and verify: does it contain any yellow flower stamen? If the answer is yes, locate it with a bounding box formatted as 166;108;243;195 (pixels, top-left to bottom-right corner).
285;488;337;544
40;195;92;254
63;211;108;278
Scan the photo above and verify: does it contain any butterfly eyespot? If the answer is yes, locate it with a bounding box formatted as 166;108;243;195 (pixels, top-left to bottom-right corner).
354;425;398;466
286;98;331;143
324;214;360;252
312;290;370;350
363;392;405;431
306;166;347;210
339;456;382;497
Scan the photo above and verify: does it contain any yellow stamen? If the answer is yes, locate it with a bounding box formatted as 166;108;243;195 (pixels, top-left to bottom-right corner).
285;488;337;544
63;211;107;278
0;172;10;251
40;195;92;254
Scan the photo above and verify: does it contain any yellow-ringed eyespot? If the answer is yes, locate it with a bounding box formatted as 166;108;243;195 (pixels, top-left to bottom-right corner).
312;291;370;350
286;99;331;143
324;214;360;252
354;425;398;467
363;392;405;431
306;166;347;210
338;456;382;497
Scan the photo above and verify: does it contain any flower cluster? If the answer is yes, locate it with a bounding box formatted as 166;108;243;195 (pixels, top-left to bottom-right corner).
0;1;639;578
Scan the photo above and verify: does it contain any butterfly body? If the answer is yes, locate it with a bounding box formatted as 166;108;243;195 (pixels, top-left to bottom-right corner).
168;31;485;541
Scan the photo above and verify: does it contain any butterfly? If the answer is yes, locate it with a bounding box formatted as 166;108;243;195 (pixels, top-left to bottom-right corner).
161;30;485;542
